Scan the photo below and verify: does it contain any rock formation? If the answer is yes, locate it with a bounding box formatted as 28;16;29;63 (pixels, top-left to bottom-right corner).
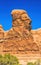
31;29;41;54
0;10;41;65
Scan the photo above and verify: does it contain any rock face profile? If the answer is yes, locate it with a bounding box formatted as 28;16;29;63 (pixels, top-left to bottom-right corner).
0;10;41;64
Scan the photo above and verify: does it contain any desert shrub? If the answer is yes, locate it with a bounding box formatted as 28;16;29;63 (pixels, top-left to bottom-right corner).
0;54;20;65
27;62;34;65
34;59;41;65
27;59;41;65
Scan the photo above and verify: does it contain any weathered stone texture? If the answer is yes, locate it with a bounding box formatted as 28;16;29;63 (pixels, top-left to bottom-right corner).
0;10;41;56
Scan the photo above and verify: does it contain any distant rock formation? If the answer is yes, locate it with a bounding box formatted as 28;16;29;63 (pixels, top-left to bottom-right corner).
0;10;41;56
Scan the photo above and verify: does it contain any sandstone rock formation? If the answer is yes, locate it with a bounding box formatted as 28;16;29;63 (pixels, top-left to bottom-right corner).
0;10;41;65
0;10;41;64
31;29;41;54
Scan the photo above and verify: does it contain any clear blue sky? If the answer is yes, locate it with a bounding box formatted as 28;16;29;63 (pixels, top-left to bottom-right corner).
0;0;41;31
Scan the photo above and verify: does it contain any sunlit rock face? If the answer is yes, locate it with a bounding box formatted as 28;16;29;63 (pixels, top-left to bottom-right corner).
0;10;41;65
0;25;4;39
0;10;41;56
31;29;41;54
11;10;31;31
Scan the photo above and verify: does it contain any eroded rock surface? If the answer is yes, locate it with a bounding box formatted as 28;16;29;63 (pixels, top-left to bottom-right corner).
0;10;41;56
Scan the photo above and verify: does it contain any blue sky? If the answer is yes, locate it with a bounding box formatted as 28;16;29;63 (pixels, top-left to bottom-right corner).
0;0;41;31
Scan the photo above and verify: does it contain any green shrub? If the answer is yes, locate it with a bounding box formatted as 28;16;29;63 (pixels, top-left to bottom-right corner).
27;59;41;65
0;54;20;65
34;59;40;65
27;62;34;65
